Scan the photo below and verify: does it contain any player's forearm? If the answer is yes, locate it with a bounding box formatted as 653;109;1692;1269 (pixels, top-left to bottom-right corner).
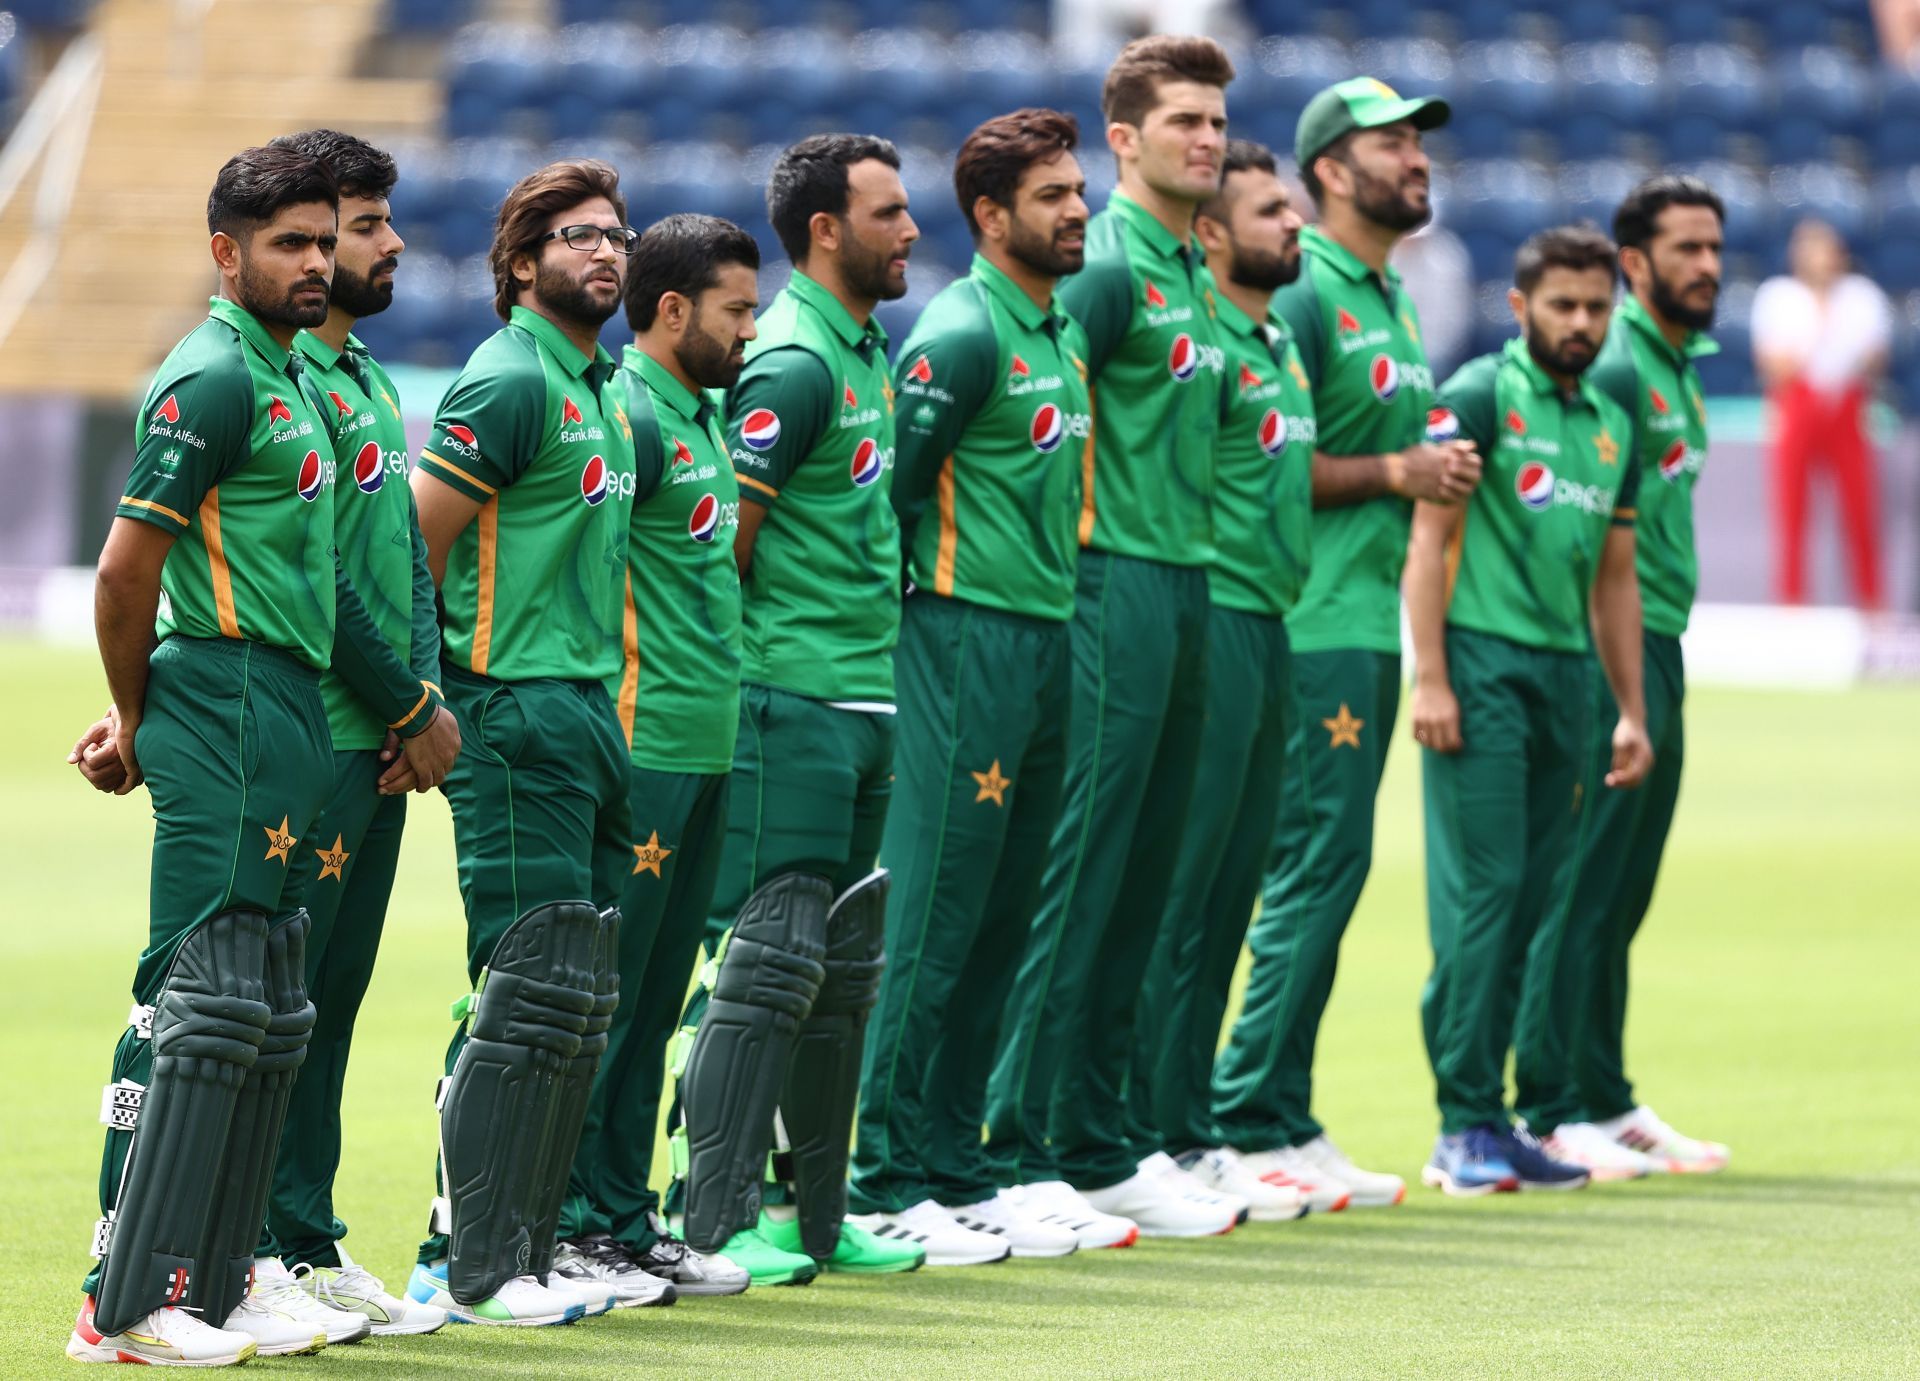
1311;449;1400;509
1591;567;1646;726
94;572;157;725
1403;543;1451;689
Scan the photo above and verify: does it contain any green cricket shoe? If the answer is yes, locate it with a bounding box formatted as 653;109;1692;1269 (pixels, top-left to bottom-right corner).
761;1214;926;1274
712;1226;818;1287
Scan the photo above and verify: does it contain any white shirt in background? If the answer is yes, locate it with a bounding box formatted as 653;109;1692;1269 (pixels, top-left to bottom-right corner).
1750;272;1893;395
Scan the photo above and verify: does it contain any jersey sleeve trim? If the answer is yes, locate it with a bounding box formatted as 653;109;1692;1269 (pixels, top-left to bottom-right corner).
418;451;498;498
117;495;191;529
736;470;779;500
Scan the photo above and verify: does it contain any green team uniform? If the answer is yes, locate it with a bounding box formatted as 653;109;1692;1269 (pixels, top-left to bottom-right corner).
414;306;636;1268
1212;227;1436;1153
1515;295;1714;1131
262;330;441;1270
88;298;430;1326
986;191;1224;1191
850;255;1090;1214
559;346;740;1254
1419;338;1636;1134
1131;292;1315;1156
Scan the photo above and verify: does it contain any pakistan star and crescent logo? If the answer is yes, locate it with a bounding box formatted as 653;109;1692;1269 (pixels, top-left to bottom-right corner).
971;760;1012;806
263;815;298;863
316;834;351;882
1323;705;1365;750
1595;428;1620;466
632;831;673;877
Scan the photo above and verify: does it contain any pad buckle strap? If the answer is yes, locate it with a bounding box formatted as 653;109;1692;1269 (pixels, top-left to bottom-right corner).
126;1003;154;1040
698;929;733;991
449;969;488;1025
430;1195;453;1235
90;1213;115;1258
99;1078;144;1131
668;1129;689;1179
666;1025;697;1080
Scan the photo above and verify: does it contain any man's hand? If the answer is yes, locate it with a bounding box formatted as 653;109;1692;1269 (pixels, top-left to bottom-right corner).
1410;678;1463;753
69;709;128;793
379;704;460;795
1605;715;1654;789
1396;441;1483;505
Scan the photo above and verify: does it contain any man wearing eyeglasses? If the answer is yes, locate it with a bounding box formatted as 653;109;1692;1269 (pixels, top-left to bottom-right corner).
406;159;642;1326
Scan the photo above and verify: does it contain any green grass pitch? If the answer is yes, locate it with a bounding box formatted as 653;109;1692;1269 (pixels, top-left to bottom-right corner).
2;638;1915;1377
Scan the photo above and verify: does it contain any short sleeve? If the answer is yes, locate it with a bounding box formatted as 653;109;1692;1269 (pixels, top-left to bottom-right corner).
724;346;833;503
891;300;999;551
1435;354;1500;454
417;346;543;501
621;374;668;506
1057;252;1134;378
1270;277;1324;388
1613;414;1642;523
118;356;251;533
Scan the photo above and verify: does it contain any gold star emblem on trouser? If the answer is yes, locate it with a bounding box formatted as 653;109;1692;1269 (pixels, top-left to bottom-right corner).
632;831;673;878
263;815;297;864
971;759;1012;806
316;834;351;882
1322;704;1365;750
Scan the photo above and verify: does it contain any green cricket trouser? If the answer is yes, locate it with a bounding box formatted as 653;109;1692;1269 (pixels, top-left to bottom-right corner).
416;665;632;1266
1213;646;1399;1150
1420;627;1588;1135
1514;632;1686;1130
258;751;405;1268
985;552;1209;1192
663;684;895;1215
560;766;728;1251
1130;608;1294;1157
850;593;1070;1214
87;636;330;1295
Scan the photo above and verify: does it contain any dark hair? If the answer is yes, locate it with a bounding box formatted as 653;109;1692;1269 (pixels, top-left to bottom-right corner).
1298;130;1355;208
488;158;627;321
269;128;396;201
624;213;762;331
1514;223;1618;295
1612;174;1725;254
1199;138;1278;222
1102;34;1235;129
766;133;902;264
953;108;1080;239
206;144;337;239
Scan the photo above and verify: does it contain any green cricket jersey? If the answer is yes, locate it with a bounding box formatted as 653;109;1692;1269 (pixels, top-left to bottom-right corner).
725;270;899;702
119;297;338;668
1058;190;1225;567
891;254;1091;622
419;306;635;683
1210;290;1315;617
1437;338;1638;655
611;346;742;773
296;330;440;748
1275;225;1437;654
1587;293;1715;638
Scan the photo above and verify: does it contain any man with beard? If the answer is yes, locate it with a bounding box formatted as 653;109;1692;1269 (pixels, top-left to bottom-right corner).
1513;178;1732;1179
672;133;926;1283
1404;224;1651;1195
70;144;453;1367
550;214;759;1301
1207;78;1472;1214
1127;141;1313;1222
845;109;1101;1263
236;128;457;1340
985;35;1244;1239
406;159;639;1326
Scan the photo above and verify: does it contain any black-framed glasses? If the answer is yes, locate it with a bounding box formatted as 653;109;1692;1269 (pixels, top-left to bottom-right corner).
539;223;640;254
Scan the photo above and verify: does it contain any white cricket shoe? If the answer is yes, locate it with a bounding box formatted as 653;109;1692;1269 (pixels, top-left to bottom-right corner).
1180;1147;1309;1222
543;1266;618;1317
1006;1181;1139;1249
1237;1144;1353;1213
1596;1105;1730;1174
847;1199;1012;1267
219;1292;327;1357
1296;1133;1409;1206
1541;1122;1654;1181
251;1257;370;1344
406;1262;582;1326
68;1296;258;1367
1080;1159;1238;1238
553;1239;675;1308
1138;1151;1251;1222
945;1189;1080;1257
294;1245;447;1335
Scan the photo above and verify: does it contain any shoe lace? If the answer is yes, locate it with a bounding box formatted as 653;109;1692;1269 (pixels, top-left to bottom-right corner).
292;1260;377;1309
1635;1106;1682;1144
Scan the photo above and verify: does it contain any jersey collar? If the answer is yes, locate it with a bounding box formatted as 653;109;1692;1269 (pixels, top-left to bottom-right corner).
623;344;704;422
1618;292;1719;365
1109;189;1202;268
207;295;295;373
786;269;889;357
1503;335;1605;412
970;253;1065;332
508;304;614;381
1210;286;1264;341
1300;225;1402;292
291;328;344;371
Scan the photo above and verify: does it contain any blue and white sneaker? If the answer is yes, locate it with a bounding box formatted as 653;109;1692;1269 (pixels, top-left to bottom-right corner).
1499;1125;1591;1191
1421;1125;1520;1196
406;1261;583;1326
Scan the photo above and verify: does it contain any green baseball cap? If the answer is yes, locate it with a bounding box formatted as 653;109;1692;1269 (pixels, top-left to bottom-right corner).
1293;76;1451;170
